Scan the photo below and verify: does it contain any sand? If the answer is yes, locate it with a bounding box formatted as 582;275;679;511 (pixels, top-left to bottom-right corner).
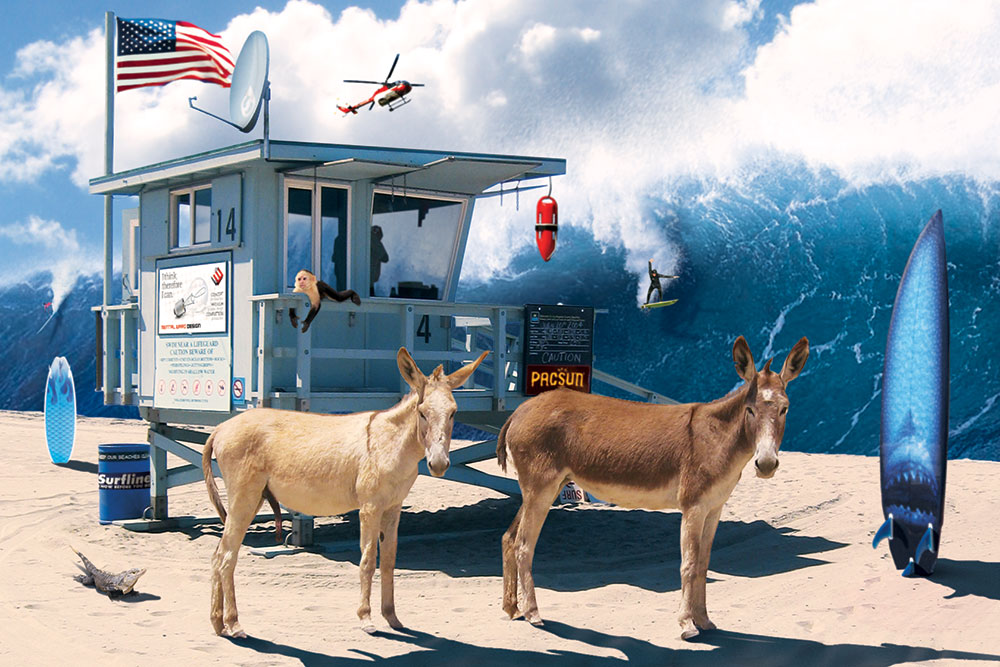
1;409;998;666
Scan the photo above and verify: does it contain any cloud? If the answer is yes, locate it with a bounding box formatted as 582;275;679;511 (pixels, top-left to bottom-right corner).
723;0;763;30
734;0;1000;182
0;0;754;290
2;0;999;301
0;29;107;185
0;215;81;251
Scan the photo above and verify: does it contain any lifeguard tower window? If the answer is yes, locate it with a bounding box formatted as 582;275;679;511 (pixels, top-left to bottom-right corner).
170;185;212;249
370;191;463;300
284;182;350;290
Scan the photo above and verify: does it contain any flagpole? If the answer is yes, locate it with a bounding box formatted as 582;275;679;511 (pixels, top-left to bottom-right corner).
103;11;114;309
102;11;114;405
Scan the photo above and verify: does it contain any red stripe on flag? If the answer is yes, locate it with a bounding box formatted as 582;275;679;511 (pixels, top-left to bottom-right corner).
117;74;232;93
115;19;234;93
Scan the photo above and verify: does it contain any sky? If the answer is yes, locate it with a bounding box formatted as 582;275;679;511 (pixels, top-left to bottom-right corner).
2;0;1000;307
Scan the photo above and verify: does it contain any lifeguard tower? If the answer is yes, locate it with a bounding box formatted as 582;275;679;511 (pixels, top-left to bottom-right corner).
90;137;672;539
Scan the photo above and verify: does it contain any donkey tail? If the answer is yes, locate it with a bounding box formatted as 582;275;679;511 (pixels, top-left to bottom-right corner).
496;417;512;473
203;431;227;523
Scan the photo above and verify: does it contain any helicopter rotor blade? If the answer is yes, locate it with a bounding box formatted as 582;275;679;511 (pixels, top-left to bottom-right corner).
384;53;400;82
369;100;375;111
408;83;425;87
385;53;400;83
344;79;383;85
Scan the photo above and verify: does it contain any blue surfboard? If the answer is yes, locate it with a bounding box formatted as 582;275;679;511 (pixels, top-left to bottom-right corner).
873;210;948;577
44;356;76;464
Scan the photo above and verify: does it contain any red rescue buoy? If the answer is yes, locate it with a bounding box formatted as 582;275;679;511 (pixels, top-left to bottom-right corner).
536;195;558;261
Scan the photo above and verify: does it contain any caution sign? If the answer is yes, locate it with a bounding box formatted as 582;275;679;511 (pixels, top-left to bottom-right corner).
153;334;231;412
523;304;594;396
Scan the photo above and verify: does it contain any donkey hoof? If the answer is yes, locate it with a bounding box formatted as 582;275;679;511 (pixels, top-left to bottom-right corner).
225;624;247;639
526;613;545;627
696;617;717;632
384;613;404;630
361;623;377;635
679;615;701;640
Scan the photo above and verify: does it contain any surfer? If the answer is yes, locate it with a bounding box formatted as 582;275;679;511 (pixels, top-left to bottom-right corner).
646;259;678;305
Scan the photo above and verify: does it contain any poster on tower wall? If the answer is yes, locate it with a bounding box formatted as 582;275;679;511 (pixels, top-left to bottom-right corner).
157;261;229;335
153;259;231;411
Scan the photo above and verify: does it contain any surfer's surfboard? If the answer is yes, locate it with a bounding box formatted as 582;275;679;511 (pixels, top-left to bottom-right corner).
44;356;76;464
873;210;948;577
641;299;678;310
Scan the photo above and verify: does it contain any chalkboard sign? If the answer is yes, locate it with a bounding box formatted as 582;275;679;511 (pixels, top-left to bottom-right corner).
523;304;594;395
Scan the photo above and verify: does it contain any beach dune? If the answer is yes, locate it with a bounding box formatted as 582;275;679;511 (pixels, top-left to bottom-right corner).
1;410;998;666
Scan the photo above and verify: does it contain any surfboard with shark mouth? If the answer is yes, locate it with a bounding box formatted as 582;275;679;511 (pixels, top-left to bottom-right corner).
873;210;948;577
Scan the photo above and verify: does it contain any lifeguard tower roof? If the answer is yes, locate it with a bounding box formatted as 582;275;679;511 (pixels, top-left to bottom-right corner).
90;139;565;196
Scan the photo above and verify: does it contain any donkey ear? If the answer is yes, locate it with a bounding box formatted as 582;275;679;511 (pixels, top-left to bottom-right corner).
780;337;809;383
447;350;489;389
397;347;426;393
732;336;757;382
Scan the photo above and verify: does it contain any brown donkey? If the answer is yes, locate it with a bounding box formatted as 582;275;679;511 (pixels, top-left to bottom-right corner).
203;347;488;638
497;335;809;639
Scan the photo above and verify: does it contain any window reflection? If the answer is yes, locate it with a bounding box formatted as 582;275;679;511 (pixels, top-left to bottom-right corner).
370;193;463;299
286;187;312;288
194;188;212;244
176;193;191;248
320;187;349;291
171;186;211;249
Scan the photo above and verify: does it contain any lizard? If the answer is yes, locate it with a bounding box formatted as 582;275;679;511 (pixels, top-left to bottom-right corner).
71;546;146;598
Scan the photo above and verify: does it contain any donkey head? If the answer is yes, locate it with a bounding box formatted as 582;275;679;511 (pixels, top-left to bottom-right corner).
397;347;490;477
732;336;810;478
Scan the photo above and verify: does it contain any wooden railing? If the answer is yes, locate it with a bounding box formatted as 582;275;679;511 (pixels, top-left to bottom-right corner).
91;301;140;406
248;294;525;414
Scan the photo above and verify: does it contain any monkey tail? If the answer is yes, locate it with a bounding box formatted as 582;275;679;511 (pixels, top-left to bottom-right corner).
203;431;227;523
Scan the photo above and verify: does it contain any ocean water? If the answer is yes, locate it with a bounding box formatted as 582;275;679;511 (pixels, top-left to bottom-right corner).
458;167;1000;461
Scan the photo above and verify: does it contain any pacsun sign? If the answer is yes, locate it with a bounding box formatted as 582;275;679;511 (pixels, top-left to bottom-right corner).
523;304;594;396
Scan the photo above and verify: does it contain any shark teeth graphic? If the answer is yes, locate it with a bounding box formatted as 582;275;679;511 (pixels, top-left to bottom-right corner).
885;504;936;530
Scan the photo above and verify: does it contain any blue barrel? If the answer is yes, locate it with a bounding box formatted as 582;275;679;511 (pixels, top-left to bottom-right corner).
98;444;151;524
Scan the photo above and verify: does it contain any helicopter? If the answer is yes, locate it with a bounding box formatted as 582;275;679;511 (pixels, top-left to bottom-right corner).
338;53;424;114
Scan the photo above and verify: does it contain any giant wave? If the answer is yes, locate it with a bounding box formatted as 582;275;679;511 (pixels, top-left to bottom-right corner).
458;166;1000;461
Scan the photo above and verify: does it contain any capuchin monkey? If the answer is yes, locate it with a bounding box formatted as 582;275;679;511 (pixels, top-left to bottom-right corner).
290;269;362;333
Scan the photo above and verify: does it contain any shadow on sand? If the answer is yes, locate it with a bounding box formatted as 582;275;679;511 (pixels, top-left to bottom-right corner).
928;558;1000;602
56;460;98;474
191;496;844;594
227;621;1000;667
325;497;843;593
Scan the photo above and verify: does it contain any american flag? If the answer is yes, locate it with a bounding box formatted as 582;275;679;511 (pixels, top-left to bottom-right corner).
116;18;234;93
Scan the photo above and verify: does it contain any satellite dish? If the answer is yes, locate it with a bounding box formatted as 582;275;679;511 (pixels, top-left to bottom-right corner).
188;31;271;138
229;31;269;133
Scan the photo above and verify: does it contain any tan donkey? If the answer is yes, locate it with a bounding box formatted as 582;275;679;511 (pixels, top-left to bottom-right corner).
203;347;488;638
497;335;809;639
